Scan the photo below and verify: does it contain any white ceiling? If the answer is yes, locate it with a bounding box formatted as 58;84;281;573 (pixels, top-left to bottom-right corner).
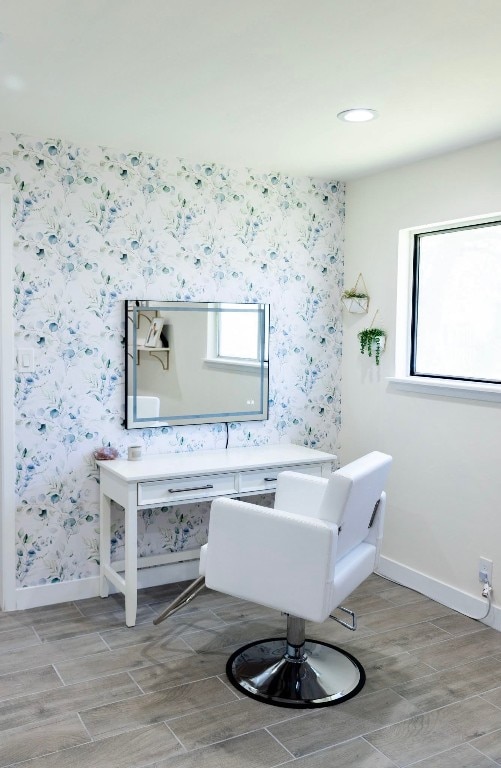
1;0;501;180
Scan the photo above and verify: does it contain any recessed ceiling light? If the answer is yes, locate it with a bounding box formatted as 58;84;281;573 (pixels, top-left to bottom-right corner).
4;74;26;92
337;108;378;123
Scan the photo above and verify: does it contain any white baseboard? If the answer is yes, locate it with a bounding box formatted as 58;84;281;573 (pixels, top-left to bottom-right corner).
14;559;199;611
378;556;501;632
15;554;500;632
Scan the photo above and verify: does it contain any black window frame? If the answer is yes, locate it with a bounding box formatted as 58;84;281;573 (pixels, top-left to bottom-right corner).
410;219;501;386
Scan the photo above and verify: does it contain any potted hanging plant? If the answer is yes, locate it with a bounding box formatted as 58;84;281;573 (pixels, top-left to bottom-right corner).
341;273;369;313
358;327;387;365
341;288;370;314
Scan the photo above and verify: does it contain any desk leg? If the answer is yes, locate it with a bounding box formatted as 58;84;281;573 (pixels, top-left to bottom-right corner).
124;492;138;627
99;490;111;598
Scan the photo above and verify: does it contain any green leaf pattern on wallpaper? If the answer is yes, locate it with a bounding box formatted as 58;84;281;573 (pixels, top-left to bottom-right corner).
0;132;344;586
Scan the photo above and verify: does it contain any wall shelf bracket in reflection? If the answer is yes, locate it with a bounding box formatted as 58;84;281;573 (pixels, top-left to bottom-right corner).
129;346;170;370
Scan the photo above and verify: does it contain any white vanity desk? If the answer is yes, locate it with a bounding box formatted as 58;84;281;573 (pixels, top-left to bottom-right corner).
98;443;336;626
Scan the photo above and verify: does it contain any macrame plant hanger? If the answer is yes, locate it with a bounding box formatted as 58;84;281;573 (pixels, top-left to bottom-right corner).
369;309;379;329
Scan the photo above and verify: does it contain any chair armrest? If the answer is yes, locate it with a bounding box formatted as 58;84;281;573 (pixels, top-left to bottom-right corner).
365;491;387;557
204;496;339;623
274;471;329;518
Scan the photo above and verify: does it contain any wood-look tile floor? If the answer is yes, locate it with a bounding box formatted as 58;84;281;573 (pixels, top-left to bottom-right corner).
1;574;501;768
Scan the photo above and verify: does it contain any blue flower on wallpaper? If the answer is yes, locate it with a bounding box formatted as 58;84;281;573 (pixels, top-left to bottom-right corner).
0;130;345;587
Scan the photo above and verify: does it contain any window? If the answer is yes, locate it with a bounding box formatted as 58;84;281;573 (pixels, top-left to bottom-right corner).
217;303;264;361
204;303;269;372
391;213;501;401
412;220;501;383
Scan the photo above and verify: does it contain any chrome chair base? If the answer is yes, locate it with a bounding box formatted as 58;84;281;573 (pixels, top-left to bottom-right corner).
226;637;365;708
153;588;365;708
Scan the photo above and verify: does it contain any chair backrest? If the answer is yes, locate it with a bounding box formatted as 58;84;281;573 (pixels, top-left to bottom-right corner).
318;451;392;560
127;395;160;419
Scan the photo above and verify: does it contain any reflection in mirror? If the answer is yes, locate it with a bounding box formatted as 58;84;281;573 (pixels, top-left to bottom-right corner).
125;301;270;429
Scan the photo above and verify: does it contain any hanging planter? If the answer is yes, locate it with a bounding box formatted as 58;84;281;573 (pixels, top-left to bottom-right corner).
341;273;369;314
358;311;387;365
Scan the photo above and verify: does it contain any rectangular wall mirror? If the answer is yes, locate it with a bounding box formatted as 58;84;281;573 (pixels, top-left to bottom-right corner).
125;301;270;429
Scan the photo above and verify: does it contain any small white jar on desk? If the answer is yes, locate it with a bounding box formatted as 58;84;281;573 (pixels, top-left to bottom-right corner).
127;445;143;461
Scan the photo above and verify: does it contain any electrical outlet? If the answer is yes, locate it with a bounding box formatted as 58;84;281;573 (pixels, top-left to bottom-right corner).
479;557;493;584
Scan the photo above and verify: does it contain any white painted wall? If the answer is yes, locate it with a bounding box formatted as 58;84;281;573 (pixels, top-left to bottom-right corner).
342;138;501;621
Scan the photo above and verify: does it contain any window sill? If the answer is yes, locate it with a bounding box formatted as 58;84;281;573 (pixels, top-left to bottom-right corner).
387;376;501;403
203;357;267;374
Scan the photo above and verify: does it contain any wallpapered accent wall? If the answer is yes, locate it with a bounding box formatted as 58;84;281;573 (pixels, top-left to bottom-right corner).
0;132;344;588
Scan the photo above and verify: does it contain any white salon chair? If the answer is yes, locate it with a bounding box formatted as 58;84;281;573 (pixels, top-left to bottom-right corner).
127;395;160;420
154;450;392;708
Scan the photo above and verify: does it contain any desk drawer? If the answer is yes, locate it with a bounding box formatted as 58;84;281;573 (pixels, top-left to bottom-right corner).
137;473;237;506
238;463;322;494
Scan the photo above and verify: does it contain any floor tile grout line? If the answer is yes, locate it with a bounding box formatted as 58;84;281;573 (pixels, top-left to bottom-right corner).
360;736;401;767
290;732;402;767
354;688;501;746
0;657;66;680
73;674;241;731
159;721;299;760
168;685;310;731
72;600;87;618
162;719;189;754
355;613;473;637
405;650;501;675
0;667;147;713
381;596;430;608
53;648;197;687
374;655;501;692
344;625;491;656
0;623;41;637
467;739;501;766
0;681;65;706
97;631;116;651
2;739;93;768
126;669;147;695
344;601;446;622
128;670;233;695
153;693;249;729
51;662;66;688
402;740;500;767
337;622;450;647
0;644;112;677
215;673;242;699
76;710;94;742
264;726;297;760
479;693;501;711
2;722;176;768
174;616;286;639
427;619;488;636
7;624;43;655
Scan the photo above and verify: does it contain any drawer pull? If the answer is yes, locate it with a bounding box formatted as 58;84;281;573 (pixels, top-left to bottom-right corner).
264;477;277;482
168;483;214;494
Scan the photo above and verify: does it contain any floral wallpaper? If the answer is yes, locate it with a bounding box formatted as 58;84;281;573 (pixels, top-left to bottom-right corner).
0;131;344;588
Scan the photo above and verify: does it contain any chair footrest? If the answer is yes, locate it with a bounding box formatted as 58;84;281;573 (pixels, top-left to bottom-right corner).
329;605;357;631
